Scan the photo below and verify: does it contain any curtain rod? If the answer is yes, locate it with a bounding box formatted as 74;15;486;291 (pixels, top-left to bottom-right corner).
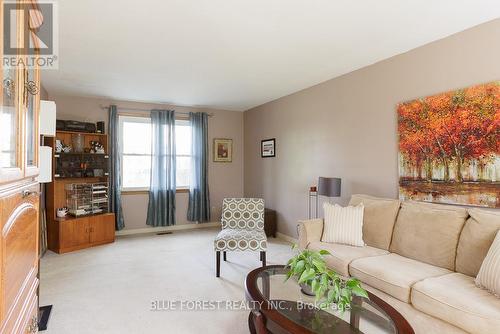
99;105;214;117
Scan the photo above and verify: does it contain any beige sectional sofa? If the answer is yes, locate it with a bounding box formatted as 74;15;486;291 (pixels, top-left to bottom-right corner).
297;194;500;334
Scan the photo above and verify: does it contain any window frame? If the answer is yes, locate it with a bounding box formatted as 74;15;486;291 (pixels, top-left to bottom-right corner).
118;114;192;194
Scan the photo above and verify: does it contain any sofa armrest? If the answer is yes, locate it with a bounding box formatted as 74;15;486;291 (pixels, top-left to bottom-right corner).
297;218;324;250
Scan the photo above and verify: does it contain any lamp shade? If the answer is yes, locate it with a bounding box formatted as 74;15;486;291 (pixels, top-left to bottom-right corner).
318;177;341;197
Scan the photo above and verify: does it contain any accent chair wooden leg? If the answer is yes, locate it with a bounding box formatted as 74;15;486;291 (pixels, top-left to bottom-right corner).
259;252;262;261
223;251;227;261
216;251;221;277
260;251;266;267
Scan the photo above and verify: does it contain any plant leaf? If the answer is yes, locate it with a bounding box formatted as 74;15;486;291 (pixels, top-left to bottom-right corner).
327;289;335;304
298;268;315;284
319;249;331;256
284;270;294;282
312;258;326;272
311;279;319;293
346;278;360;288
351;285;368;298
294;260;305;275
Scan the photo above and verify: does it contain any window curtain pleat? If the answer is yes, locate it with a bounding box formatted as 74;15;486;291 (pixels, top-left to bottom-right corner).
108;105;125;230
187;112;211;222
146;109;176;227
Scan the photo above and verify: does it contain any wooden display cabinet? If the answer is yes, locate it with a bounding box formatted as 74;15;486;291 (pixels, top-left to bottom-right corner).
47;213;115;253
0;1;42;332
44;130;115;254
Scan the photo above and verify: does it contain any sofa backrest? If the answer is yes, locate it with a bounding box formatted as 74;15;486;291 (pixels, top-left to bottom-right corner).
389;201;468;271
348;194;400;250
455;209;500;277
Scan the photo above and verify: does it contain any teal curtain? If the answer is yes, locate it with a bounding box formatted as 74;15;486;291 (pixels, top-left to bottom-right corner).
187;112;211;222
146;110;176;226
108;105;125;230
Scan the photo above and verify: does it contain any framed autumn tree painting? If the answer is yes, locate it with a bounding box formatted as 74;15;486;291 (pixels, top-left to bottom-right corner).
397;81;500;208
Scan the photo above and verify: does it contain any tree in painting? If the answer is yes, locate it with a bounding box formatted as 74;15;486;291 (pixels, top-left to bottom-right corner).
398;81;500;207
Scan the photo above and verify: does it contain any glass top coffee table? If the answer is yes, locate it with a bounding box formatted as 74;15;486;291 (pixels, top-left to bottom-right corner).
245;265;414;334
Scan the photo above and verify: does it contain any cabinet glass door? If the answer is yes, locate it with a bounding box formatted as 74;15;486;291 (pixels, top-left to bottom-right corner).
1;68;18;169
25;66;39;171
0;2;24;182
24;17;40;177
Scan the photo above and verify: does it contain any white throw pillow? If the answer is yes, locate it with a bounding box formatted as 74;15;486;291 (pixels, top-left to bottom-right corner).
475;230;500;297
321;203;365;247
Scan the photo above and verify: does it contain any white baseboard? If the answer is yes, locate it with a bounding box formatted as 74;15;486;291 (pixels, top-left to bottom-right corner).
115;222;220;236
276;232;298;245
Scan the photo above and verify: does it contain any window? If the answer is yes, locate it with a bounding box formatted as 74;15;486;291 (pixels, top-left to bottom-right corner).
119;116;192;191
175;120;192;188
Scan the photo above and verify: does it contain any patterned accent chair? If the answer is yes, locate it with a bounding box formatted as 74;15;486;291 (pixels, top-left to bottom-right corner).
214;198;267;277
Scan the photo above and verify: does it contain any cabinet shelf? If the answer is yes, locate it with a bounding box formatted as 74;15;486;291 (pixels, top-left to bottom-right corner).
54;153;109;158
54;212;110;222
55;173;109;179
56;130;107;136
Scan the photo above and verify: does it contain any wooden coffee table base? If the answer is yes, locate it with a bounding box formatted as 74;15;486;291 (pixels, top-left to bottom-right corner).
245;265;415;334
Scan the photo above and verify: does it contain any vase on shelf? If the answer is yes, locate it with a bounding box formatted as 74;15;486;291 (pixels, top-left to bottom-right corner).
72;134;84;153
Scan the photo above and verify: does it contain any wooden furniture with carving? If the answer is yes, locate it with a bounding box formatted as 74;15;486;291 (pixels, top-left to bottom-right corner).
0;1;42;332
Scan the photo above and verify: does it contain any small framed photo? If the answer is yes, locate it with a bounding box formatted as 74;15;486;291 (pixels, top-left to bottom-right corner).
213;138;232;162
261;138;276;158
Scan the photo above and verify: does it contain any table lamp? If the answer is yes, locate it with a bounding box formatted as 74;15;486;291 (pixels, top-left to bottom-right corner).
318;177;341;199
309;177;341;218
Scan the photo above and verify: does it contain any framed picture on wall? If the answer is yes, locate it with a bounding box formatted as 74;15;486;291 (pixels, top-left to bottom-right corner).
397;81;500;208
261;138;276;158
213;138;232;162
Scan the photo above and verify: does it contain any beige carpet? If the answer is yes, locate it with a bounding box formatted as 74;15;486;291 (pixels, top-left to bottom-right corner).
40;227;295;334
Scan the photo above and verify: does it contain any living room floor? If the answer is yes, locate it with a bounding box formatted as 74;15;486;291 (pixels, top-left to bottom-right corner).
40;228;294;334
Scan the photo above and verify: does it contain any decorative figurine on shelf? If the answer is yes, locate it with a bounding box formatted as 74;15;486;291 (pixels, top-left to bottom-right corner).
55;139;63;153
56;207;68;218
55;139;72;153
90;141;105;154
62;143;72;153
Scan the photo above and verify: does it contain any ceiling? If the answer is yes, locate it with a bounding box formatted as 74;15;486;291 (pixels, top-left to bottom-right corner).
42;0;500;111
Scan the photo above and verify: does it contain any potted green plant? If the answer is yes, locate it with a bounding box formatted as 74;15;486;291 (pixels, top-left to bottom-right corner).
285;246;368;312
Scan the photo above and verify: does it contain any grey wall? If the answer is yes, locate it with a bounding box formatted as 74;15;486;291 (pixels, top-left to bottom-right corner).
244;19;500;237
49;94;244;230
40;85;49;100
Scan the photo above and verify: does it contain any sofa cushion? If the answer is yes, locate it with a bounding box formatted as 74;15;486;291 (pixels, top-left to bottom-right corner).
308;241;388;277
348;194;400;250
456;209;500;277
349;253;450;302
321;203;365;247
390;201;468;270
475;230;500;296
365;284;468;334
412;273;500;334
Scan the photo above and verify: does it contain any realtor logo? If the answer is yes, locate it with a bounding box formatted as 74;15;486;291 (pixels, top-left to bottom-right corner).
3;1;58;68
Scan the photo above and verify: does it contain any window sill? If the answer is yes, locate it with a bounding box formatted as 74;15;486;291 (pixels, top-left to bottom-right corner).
121;188;189;195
